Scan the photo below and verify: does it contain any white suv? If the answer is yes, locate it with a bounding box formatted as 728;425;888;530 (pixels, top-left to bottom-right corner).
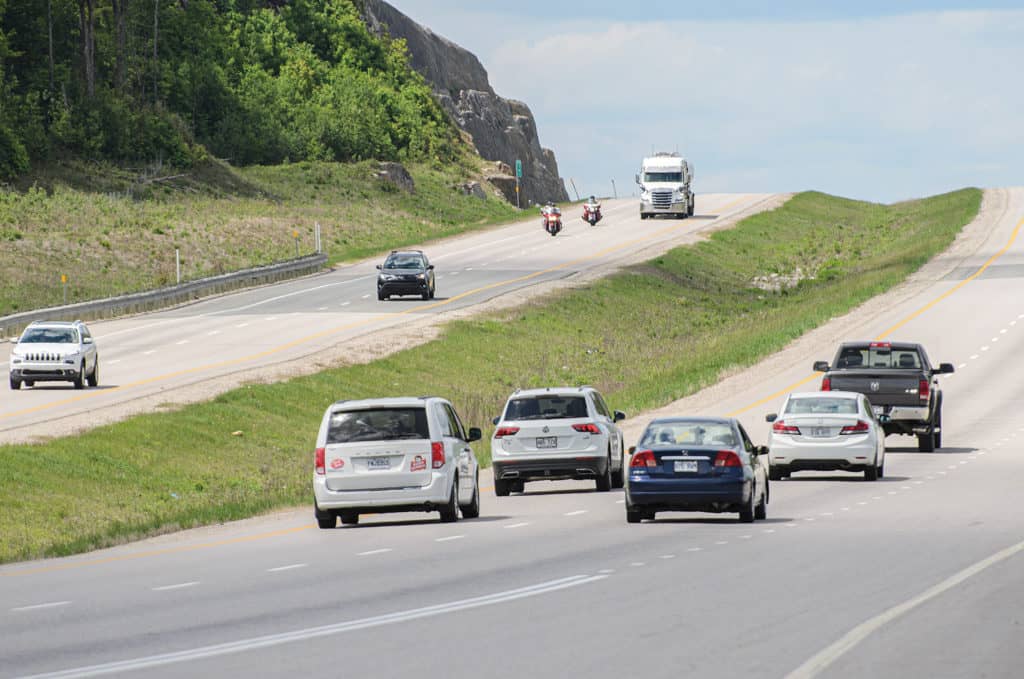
313;396;482;528
9;320;99;390
491;386;626;495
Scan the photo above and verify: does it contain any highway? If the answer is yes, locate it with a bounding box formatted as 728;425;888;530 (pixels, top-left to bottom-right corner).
1;187;1022;678
0;193;773;442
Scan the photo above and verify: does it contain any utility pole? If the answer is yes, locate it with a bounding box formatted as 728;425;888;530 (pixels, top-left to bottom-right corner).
611;179;617;199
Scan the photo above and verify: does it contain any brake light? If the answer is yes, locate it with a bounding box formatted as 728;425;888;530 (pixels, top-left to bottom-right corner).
840;420;870;435
772;420;801;435
713;450;742;467
572;423;601;434
494;426;520;438
919;378;930;402
821;377;831;391
630;450;657;468
870;342;891;348
431;442;445;469
315;447;326;475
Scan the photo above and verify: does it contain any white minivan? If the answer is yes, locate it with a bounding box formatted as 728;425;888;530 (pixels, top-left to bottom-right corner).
313;396;482;527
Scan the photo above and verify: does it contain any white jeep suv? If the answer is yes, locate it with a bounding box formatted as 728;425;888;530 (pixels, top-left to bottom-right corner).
9;320;99;390
491;386;626;495
313;396;482;527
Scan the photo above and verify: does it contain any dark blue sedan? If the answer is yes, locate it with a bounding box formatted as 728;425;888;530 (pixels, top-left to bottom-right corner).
625;417;769;523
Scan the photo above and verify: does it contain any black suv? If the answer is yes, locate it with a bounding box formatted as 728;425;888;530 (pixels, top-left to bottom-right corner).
376;250;436;301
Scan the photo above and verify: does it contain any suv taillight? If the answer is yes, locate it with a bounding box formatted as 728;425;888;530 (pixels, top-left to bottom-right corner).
772;420;801;435
315;447;326;475
431;441;445;469
630;450;657;468
572;423;600;434
821;377;831;391
919;378;930;402
494;426;520;438
840;420;870;435
713;450;742;468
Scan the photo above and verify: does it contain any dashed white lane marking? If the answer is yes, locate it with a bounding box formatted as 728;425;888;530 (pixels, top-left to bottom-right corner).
207;330;221;336
979;451;987;456
841;507;851;511
152;581;199;591
804;517;816;522
687;547;703;552
361;294;370;299
465;267;474;271
981;346;990;352
820;513;833;517
1012;321;1018;326
992;337;999;343
715;541;729;545
888;491;898;495
264;317;277;321
268;563;307;573
960;460;969;465
1001;328;1008;334
872;496;882;500
341;302;351;306
660;554;676;560
901;486;912;490
564;510;587;516
958;363;967;369
504;522;530;529
12;600;71;612
763;529;776;534
435;535;465;543
740;535;753;540
450;271;459;276
317;307;328;311
913;481;924;485
175;340;189;345
235;322;249;328
107;359;122;364
948;465;958;470
858;502;868;505
143;350;156;355
938;471;947;475
357;549;392;557
598;569;616;574
631;562;646;567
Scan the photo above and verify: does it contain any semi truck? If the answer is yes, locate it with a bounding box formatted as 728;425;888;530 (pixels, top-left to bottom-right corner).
636;152;694;219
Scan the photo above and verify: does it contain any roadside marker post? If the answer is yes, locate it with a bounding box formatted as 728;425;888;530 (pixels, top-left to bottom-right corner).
515;159;522;209
61;274;67;304
293;230;299;258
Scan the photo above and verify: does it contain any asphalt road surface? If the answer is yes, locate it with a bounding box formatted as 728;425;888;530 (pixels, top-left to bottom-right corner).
2;188;1023;678
0;193;771;442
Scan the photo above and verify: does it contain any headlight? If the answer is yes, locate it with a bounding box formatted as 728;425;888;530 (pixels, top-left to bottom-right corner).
416;273;426;280
381;274;397;281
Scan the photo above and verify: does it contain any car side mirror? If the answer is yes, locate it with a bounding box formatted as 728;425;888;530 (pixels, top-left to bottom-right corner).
375;264;382;270
757;445;769;456
939;363;955;374
878;414;892;424
634;174;640;184
492;416;500;426
427;264;435;270
83;337;93;344
813;361;830;372
467;427;482;443
614;410;626;422
765;413;777;423
628;445;636;455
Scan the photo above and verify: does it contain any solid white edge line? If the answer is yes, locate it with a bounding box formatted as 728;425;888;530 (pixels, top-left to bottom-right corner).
12;600;72;612
22;575;606;678
785;538;1024;679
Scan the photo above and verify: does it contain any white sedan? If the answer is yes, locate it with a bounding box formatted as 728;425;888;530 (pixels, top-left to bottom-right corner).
765;391;886;481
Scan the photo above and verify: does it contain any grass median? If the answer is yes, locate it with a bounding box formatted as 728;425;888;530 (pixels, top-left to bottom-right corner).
0;188;981;563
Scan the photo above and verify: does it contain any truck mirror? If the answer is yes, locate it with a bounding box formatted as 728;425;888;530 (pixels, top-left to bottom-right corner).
938;363;955;374
813;361;830;372
765;413;777;423
634;174;640;184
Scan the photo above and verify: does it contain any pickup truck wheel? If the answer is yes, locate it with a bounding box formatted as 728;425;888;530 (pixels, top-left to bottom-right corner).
933;409;942;449
917;431;936;453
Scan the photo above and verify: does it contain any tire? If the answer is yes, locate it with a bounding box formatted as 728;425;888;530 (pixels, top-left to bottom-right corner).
640;213;648;220
9;376;20;390
87;360;99;387
595;456;612;492
315;502;336;529
461;472;481;519
494;478;511;497
72;365;85;390
917;431;936;453
878;460;885;479
511;480;525;493
439;478;460;523
429;285;436;300
933;407;942;449
754;485;767;520
377;289;386;301
421;290;430;300
611;453;625;489
626;508;643;524
864;462;879;481
739;487;756;523
339;510;359;525
769;466;782;482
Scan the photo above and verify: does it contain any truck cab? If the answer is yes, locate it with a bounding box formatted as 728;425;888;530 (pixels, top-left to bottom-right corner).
636;152;694;220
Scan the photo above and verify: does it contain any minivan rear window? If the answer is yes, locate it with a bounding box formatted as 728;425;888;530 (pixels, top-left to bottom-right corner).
504;396;587;420
327;408;429;443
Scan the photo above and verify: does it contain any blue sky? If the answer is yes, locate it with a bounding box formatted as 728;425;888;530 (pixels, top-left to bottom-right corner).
393;2;1024;202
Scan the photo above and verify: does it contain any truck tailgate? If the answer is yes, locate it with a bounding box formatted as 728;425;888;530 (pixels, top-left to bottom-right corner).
829;370;925;407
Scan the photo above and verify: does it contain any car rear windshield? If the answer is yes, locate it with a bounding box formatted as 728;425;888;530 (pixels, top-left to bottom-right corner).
785;398;858;415
504;396;588;420
835;346;921;369
639;422;737;448
327;408;429;443
20;328;78;343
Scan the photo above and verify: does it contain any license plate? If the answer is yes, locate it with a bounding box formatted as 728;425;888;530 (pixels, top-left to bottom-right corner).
536;436;557;449
367;457;390;470
810;427;831;438
674;460;698;473
872;406;884;415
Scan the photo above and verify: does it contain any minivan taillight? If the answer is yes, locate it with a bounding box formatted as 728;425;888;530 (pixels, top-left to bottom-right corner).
315;447;326;475
772;420;801;435
494;426;520;438
918;378;930;402
572;423;600;434
630;450;657;468
431;441;445;469
840;420;870;435
821;377;832;391
713;450;742;468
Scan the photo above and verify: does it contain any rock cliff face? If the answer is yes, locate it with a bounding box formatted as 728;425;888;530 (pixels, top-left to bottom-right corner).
362;0;569;205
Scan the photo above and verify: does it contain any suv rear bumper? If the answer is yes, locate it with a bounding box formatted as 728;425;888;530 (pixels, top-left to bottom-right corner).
492;454;608;482
313;471;451;511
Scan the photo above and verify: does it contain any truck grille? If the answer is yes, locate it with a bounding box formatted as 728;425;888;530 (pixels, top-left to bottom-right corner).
25;352;63;362
651;190;673;209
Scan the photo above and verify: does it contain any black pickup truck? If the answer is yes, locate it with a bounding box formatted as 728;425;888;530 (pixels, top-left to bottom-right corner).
813;341;954;452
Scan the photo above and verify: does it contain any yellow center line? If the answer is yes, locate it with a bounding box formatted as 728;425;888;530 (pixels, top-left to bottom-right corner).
728;215;1024;417
3;194;753;422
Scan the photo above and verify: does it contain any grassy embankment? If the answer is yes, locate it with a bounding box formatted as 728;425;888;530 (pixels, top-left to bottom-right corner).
0;188;981;563
0;157;520;316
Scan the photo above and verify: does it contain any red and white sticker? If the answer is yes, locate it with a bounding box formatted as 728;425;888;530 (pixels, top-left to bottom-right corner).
330;458;345;470
410;455;426;472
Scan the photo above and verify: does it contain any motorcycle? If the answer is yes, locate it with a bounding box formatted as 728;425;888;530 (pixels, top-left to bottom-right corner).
582;201;602;226
541;206;562;236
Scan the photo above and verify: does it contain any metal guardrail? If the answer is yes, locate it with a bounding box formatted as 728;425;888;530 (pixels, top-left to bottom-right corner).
0;253;329;339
